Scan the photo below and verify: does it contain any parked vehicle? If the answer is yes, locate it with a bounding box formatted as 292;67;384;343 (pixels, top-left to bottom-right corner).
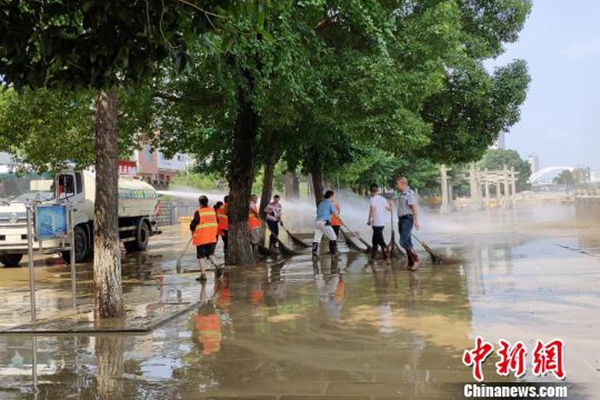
0;169;161;267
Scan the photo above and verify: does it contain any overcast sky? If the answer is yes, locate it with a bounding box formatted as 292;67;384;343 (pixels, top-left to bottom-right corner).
492;0;599;172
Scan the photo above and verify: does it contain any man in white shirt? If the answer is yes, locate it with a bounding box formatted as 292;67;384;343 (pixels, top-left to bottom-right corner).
367;184;391;261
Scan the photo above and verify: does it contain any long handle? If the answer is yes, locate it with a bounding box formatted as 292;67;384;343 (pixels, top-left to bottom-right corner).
280;221;310;248
264;223;287;248
341;222;372;249
411;233;425;247
176;236;193;271
264;222;299;255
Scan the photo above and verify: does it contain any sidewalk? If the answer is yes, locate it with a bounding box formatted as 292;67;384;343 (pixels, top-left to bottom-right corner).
0;226;206;334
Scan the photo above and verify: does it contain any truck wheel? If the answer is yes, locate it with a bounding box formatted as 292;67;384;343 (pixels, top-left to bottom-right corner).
62;226;90;264
124;219;150;252
0;254;23;268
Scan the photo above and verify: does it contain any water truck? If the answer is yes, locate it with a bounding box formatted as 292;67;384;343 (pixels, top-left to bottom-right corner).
0;168;161;267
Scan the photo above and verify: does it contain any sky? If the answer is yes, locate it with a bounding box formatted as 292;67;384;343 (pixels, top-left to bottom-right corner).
492;0;600;172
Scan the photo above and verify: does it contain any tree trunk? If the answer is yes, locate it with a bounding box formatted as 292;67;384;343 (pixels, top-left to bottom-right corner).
96;335;124;399
259;147;280;220
226;76;258;266
284;171;300;200
93;89;124;319
311;169;325;207
293;174;300;198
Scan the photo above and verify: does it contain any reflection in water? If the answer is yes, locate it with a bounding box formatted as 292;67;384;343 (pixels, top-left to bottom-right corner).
0;209;598;398
313;255;342;320
193;282;223;356
95;336;124;399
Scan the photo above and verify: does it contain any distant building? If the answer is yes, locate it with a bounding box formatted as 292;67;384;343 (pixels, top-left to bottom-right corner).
527;153;540;174
573;166;591;183
134;145;191;188
490;132;506;150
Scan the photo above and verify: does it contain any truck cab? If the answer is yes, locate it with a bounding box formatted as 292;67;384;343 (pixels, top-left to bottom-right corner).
0;170;58;266
0;168;161;267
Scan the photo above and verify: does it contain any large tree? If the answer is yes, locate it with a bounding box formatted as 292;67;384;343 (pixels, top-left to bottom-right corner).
287;0;531;202
0;0;213;318
147;2;323;264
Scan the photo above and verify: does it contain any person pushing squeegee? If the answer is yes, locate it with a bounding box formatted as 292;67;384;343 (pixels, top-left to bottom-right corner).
394;176;421;271
184;195;224;281
312;190;342;256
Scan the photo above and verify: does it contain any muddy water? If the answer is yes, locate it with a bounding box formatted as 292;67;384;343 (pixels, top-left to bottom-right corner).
0;205;598;399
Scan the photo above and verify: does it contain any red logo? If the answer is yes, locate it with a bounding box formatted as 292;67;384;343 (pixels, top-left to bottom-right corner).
532;339;566;380
462;336;495;382
463;337;566;382
496;340;527;378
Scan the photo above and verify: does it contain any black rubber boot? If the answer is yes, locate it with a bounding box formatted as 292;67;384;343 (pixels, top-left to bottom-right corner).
312;242;319;256
370;247;378;262
329;240;339;255
269;235;278;252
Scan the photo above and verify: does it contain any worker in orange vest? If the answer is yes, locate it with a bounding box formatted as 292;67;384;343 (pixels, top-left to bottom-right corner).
216;195;229;254
194;284;222;356
190;195;221;282
330;195;342;239
248;194;262;255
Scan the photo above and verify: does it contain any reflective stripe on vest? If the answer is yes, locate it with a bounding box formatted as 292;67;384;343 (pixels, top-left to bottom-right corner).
217;204;229;231
330;200;342;226
193;207;218;246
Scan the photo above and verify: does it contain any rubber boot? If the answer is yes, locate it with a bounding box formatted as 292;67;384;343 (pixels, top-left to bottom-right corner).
408;248;420;271
329;240;339;255
269;235;277;253
403;247;414;270
312;242;319;256
370;247;378;262
382;245;391;262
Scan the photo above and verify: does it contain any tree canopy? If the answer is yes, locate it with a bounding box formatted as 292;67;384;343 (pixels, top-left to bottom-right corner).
0;0;534;271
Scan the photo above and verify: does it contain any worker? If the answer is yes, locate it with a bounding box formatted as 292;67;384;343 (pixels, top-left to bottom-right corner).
264;194;283;251
216;195;229;254
312;190;342;256
330;193;342;238
249;194;262;255
396;176;420;271
190;195;222;282
193;283;222;356
367;183;391;262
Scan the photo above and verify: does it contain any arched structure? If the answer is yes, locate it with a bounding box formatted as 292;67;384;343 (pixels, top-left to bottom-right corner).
529;166;574;184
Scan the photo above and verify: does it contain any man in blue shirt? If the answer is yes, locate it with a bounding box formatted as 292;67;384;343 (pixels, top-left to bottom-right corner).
396;176;420;271
313;190;342;256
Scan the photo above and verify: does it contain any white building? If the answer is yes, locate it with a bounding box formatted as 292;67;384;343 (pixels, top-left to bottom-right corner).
527;153;540;174
490;132;506;150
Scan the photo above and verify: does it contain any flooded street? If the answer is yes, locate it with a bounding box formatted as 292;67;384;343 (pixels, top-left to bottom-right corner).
0;206;598;399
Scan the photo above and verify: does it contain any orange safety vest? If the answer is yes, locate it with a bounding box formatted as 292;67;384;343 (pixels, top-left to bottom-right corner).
193;207;218;246
330;199;342;226
194;313;222;356
248;203;262;230
217;203;229;232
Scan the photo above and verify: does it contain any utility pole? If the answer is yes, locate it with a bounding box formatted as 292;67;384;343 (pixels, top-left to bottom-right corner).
503;164;510;208
440;164;453;214
484;169;490;209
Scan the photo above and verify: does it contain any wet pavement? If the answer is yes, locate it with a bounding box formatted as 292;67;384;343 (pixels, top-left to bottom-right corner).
0;206;598;399
0;228;204;333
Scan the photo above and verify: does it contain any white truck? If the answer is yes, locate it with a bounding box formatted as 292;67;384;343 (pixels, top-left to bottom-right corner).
0;169;161;267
